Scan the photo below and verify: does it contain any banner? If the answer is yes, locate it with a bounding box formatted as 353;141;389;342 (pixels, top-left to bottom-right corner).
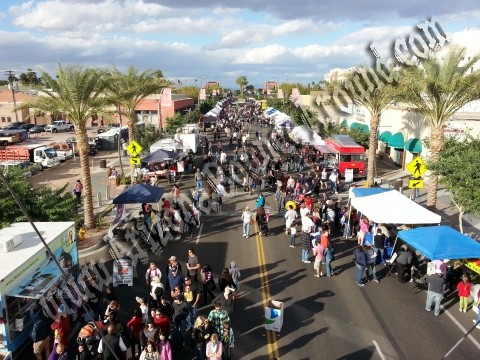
113;258;134;287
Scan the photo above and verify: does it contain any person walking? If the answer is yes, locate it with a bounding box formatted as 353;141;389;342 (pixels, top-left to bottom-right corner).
301;229;312;264
324;244;335;277
207;302;230;336
73;179;83;202
195;169;204;190
353;245;368;287
138;340;159;360
206;333;223;360
457;274;471;313
201;264;216;305
396;245;413;283
289;222;297;248
312;241;325;277
366;245;379;283
229;261;241;290
284;204;298;235
241;206;253;238
425;269;446;316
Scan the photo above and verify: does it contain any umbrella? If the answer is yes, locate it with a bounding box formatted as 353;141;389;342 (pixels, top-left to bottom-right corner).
113;184;165;204
142;149;177;163
285;200;297;210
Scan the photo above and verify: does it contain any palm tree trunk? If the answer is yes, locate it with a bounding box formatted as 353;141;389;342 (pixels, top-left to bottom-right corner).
76;123;95;229
426;126;444;209
367;113;380;187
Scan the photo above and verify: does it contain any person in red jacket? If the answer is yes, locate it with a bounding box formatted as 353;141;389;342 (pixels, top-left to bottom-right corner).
50;304;71;348
457;274;472;313
153;308;171;338
127;308;143;358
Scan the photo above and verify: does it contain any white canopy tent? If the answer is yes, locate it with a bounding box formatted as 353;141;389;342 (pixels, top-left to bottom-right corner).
290;125;326;146
349;188;441;224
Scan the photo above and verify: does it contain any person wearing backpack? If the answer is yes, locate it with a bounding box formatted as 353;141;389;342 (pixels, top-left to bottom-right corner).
353;246;368;287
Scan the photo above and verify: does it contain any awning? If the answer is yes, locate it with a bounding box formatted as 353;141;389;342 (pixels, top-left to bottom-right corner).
314;144;338;154
379;131;392;142
113;184;165;204
340;119;348;128
350;122;369;134
388;132;405;148
404;138;422;153
398;226;480;260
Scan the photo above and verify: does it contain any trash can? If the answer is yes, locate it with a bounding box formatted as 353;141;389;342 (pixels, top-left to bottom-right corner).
100;159;107;168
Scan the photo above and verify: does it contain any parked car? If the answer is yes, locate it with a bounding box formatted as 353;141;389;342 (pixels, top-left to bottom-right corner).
0;161;32;177
19;124;36;131
16;161;43;175
64;137;99;156
1;124;20;130
29;125;46;134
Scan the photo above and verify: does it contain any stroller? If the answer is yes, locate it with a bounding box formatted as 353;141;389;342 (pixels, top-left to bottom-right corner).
77;321;105;358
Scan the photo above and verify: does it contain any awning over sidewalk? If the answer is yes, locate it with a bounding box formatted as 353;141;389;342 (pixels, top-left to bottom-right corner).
404;138;422;153
378;131;392;142
388;132;405;149
350;122;369;134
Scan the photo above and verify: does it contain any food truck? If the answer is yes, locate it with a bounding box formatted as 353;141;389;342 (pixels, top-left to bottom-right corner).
0;222;77;358
315;135;366;178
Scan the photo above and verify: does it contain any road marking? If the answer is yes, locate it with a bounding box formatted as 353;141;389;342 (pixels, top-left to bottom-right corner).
443;307;480;351
372;340;386;360
255;223;280;360
195;223;204;244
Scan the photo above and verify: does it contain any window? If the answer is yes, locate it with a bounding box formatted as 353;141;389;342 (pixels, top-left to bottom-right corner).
1;117;5;122
7;117;11;122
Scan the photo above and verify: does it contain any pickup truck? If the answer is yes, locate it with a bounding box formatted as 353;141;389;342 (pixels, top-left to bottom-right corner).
50;143;74;161
44;121;75;133
0;135;20;146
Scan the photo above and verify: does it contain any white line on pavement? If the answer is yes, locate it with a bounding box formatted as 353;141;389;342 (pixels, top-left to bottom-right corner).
444;308;480;351
372;340;386;360
195;223;204;244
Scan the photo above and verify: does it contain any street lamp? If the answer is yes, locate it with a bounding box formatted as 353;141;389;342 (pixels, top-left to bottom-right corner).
201;75;209;88
5;70;19;122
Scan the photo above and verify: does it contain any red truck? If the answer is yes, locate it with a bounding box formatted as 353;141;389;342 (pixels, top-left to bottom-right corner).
315;135;366;177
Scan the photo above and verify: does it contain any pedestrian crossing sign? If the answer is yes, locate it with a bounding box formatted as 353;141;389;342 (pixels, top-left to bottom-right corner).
406;156;426;177
129;157;141;165
127;141;142;157
408;178;424;189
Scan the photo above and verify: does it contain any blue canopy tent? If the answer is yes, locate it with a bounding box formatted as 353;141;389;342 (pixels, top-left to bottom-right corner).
397;226;480;260
141;148;177;163
113;184;165;204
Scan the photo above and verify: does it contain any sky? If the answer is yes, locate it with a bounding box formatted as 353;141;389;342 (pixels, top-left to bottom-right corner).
1;0;480;89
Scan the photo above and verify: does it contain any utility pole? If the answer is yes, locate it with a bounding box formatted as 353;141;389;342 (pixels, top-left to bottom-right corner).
4;70;19;122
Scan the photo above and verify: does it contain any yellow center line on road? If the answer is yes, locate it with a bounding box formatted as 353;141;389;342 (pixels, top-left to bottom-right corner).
255;223;280;360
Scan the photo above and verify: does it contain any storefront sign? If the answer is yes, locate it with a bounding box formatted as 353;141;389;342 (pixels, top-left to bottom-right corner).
113;258;134;287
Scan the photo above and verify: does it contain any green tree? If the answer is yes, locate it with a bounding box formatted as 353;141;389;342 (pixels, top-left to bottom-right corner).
0;167;78;229
173;86;199;102
398;46;480;208
342;65;398;186
20;64;109;229
105;66;165;175
428;136;480;233
136;124;163;152
235;76;248;98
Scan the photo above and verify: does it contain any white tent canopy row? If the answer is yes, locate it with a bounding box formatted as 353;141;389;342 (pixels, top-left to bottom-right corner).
290;125;326;146
349;188;441;224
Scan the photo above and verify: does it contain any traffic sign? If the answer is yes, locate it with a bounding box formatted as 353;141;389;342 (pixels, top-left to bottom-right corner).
406;156;426;177
129;157;141;165
127;141;142;157
408;178;424;189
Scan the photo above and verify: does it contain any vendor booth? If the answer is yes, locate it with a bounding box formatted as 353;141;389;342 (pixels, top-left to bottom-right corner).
0;222;77;356
397;226;480;260
349;188;441;225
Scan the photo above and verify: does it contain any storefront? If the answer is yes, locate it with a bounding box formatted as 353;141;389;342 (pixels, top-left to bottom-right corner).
0;222;77;357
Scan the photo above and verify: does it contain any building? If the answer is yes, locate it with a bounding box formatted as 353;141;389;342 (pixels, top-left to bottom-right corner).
134;88;195;129
263;81;279;95
204;81;220;89
323;67;355;84
300;92;480;168
0;90;49;125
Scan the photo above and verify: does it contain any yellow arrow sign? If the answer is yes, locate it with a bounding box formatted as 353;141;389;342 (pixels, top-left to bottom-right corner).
408;178;424;189
129;157;141;165
127;140;142;157
406;156;427;176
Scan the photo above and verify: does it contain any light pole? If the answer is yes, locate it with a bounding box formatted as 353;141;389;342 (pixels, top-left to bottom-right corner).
5;70;19;122
201;75;209;88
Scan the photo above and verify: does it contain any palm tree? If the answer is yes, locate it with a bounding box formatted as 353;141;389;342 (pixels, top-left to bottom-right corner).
398;46;480;208
20;65;109;229
235;76;248;98
105;66;166;174
344;66;398;186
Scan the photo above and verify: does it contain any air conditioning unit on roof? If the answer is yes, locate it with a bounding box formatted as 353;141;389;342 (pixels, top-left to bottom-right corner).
0;234;23;253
